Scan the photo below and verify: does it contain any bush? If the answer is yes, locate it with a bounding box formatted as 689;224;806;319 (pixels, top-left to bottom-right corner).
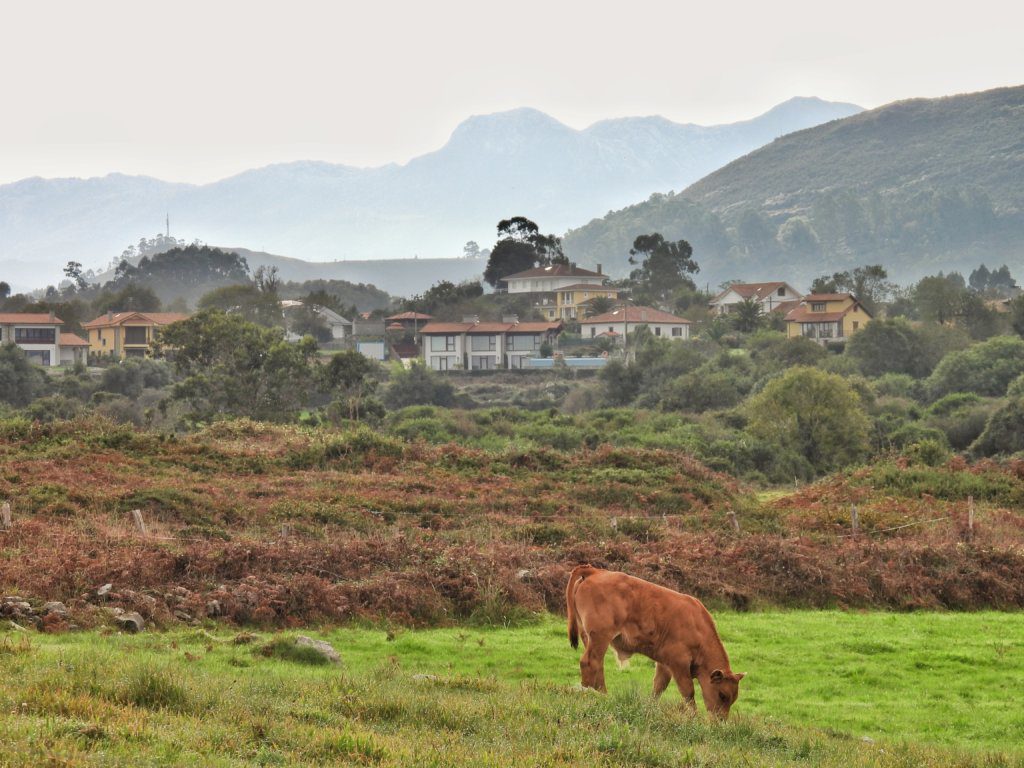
23;395;82;423
0;344;48;407
383;364;456;409
926;336;1024;400
903;438;951;467
971;397;1024;457
872;373;924;400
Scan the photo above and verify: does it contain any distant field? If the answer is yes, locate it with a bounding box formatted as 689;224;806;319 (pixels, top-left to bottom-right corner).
2;612;1022;766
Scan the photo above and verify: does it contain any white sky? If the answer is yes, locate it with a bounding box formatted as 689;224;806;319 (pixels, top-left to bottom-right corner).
1;0;1021;184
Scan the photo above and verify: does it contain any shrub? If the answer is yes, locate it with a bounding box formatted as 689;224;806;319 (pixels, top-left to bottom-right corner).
926;336;1024;400
903;438;951;467
383;364;455;409
971;398;1024;457
872;373;924;400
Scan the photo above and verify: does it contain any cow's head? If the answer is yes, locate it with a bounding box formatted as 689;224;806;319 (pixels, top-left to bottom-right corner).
705;668;745;719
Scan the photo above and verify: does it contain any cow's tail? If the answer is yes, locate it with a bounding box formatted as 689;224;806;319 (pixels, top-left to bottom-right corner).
567;564;599;649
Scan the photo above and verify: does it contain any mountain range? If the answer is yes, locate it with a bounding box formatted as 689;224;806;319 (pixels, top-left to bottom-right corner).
0;97;862;291
563;85;1024;287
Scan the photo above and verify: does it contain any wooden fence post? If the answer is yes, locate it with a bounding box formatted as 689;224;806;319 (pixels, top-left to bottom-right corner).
1;501;11;530
967;495;975;540
131;509;148;536
851;505;859;534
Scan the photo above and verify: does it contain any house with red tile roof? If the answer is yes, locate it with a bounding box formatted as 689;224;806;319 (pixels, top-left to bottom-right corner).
709;282;802;315
0;312;69;367
784;293;873;344
82;311;190;360
500;263;607;294
419;318;563;370
579;306;691;342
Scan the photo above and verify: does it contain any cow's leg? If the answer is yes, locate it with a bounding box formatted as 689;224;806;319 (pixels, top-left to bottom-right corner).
652;662;672;699
580;632;612;692
670;664;697;713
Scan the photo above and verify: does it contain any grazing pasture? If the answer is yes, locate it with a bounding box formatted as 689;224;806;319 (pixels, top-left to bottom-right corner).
1;612;1022;766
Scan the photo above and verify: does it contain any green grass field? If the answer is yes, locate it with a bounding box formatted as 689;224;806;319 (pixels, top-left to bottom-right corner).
2;612;1022;766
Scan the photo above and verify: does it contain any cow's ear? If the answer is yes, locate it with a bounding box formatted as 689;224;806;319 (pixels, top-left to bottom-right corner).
710;669;724;683
734;672;746;681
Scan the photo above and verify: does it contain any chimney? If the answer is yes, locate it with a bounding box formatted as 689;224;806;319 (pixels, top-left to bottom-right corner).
107;310;114;322
597;263;602;275
48;309;55;322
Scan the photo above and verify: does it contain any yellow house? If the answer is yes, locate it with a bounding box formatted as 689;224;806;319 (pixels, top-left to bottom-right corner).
539;284;621;321
82;311;190;360
784;293;872;344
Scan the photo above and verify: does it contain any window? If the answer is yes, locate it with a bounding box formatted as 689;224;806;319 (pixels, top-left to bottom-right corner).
25;350;50;366
590;327;596;338
654;327;662;337
811;302;827;312
15;328;55;344
508;334;540;351
125;348;147;358
470;334;496;351
431;356;457;371
561;292;573;303
852;321;860;331
430;335;456;352
777;287;785;296
470;355;495;370
124;326;147;345
608;327;614;333
671;327;683;337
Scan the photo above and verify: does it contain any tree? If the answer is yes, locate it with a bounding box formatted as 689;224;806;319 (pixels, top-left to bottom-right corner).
777;217;820;256
462;241;482;259
91;283;162;314
730;298;764;333
403;280;484;315
0;281;10;301
846;319;925;378
321;350;378;421
482;217;566;287
382;364;455;409
926;336;1024;400
627;233;699;304
599;359;641;406
253;265;281;295
745;367;870;473
584;296;616;317
157;310;316;422
63;261;88;291
809;265;893;313
288;303;332;342
914;273;967;324
1010;296;1024;338
198;284;283;327
971;397;1024;457
0;344;48;407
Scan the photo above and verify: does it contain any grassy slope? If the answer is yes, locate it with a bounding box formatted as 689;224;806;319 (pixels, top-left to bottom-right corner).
2;612;1023;766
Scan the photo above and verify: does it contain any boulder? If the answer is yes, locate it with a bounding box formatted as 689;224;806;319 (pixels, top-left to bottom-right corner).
97;584;113;598
206;600;222;618
294;636;340;664
115;612;145;633
42;601;68;617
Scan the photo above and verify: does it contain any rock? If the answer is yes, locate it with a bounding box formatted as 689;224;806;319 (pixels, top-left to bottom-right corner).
42;601;68;616
97;584;113;597
294;636;341;664
115;612;145;633
515;569;531;581
206;600;222;618
173;610;193;622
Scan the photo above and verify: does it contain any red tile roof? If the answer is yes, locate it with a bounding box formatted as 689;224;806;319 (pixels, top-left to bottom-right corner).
0;313;63;324
581;306;690;325
420;320;563;334
801;293;855;302
386;311;434;321
771;300;802;315
712;282;794;303
784;308;850;323
82;311;190;329
59;333;89;347
500;264;604;281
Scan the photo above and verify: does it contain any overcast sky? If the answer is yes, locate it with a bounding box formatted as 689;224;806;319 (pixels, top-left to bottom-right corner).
2;0;1021;185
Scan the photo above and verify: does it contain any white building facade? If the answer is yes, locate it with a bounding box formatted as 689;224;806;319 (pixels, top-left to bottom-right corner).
579;306;691;342
421;320;562;371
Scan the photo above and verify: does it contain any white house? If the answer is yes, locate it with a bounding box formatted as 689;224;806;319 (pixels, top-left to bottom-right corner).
0;312;69;367
281;301;352;342
420;319;563;371
500;263;606;294
579;306;691;342
708;282;802;315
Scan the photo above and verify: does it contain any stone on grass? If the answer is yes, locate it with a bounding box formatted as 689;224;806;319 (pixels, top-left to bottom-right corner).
294;635;340;664
115;612;145;633
42;601;68;616
97;584;113;597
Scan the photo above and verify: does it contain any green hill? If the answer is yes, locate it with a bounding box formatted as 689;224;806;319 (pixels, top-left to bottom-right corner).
563;85;1024;285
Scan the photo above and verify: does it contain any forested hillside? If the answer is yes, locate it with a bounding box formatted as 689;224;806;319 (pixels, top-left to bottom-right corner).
563;85;1024;285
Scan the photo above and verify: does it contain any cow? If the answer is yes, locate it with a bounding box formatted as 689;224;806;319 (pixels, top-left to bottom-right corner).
566;564;745;718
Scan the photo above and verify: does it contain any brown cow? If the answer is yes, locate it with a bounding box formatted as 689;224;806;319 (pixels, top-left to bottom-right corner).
566;564;745;718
